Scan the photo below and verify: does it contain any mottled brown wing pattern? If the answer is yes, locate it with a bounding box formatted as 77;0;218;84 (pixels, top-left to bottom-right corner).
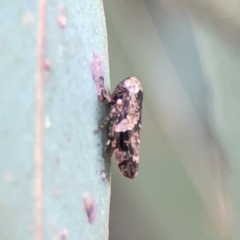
97;77;143;179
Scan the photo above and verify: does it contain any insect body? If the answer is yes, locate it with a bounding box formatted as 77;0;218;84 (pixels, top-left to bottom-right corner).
98;77;143;179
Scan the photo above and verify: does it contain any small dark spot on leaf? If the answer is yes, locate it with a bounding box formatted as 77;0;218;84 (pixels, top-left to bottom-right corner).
83;192;97;224
55;157;60;164
54;188;61;197
59;228;68;240
57;4;66;29
101;170;106;181
3;170;15;183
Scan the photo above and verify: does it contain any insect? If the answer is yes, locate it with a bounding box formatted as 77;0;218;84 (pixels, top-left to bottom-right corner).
96;76;143;179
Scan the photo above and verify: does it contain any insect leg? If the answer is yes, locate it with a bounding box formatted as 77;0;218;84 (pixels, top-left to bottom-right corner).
99;107;116;129
103;114;117;156
98;77;112;103
93;107;115;134
101;88;112;103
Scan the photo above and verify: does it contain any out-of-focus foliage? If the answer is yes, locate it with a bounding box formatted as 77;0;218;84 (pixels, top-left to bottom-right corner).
105;0;240;239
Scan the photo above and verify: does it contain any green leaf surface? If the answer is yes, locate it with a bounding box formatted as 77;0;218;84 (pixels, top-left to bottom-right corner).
0;0;110;239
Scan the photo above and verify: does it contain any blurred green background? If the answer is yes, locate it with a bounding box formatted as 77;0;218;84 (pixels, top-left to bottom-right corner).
104;0;240;239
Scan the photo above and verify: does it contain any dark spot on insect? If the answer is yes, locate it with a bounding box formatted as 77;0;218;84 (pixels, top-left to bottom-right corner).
68;138;71;143
118;161;138;179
